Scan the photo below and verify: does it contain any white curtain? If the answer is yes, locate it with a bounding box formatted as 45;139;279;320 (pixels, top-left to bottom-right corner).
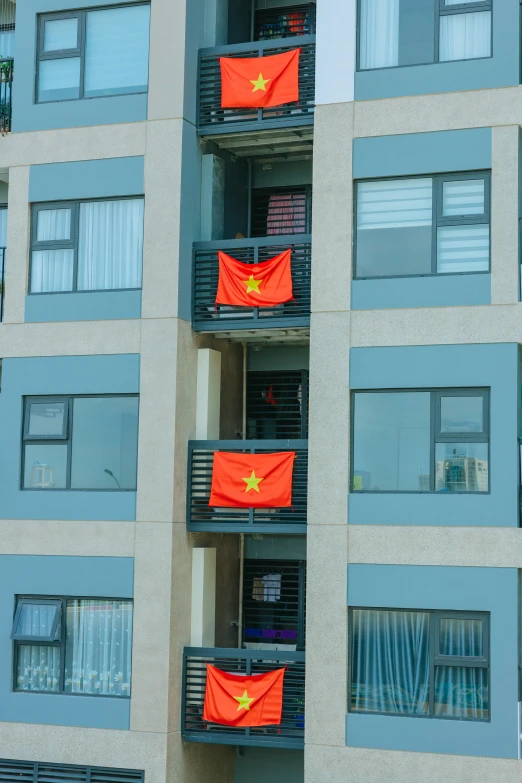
357;179;432;231
439;11;491;62
64;599;133;697
437;225;489;273
77;199;144;291
36;208;71;241
31;249;74;292
434;617;488;719
16;645;61;692
359;0;399;70
351;609;430;714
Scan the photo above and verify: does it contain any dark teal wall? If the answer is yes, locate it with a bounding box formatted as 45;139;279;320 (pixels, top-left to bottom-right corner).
235;748;303;783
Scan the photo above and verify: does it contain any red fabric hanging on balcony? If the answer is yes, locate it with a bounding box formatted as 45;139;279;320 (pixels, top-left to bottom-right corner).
209;451;295;508
216;248;293;306
220;48;300;108
203;664;285;727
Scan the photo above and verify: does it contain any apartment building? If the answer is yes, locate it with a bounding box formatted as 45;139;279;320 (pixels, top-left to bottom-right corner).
0;0;519;782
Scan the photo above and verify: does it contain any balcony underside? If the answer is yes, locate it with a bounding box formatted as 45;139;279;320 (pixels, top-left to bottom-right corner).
200;124;314;162
195;323;310;345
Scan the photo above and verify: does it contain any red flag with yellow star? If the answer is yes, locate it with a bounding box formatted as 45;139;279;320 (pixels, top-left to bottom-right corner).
203;664;285;727
216;249;294;307
220;49;300;108
209;451;295;508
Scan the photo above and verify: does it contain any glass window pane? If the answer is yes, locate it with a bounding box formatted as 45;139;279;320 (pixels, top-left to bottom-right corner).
439;11;491;62
437;224;489;274
353;392;431;491
78;199;144;291
31;249;74;293
15;645;60;692
64;599;133;696
23;444;68;489
36;208;72;242
434;666;488;719
442;179;485;216
439;617;484;657
43;18;78;51
0;208;8;249
356;179;433;277
397;0;436;67
14;602;59;638
84;6;150;98
440;396;484;433
38;57;80;102
350;609;430;714
27;401;66;437
359;0;399;69
70;397;139;490
435;442;488;492
0;30;15;59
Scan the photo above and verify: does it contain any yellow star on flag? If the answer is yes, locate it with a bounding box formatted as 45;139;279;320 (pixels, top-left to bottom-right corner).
243;274;262;294
243;469;264;493
234;689;255;712
250;73;271;93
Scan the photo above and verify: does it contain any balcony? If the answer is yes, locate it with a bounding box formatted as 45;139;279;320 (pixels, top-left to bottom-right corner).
0;59;13;134
197;38;315;158
193;235;311;336
182;647;305;749
187;440;308;533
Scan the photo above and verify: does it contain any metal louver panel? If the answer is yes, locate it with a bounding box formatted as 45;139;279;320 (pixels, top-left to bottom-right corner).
243;559;306;648
251;186;311;238
246;370;309;439
255;3;317;40
0;762;144;783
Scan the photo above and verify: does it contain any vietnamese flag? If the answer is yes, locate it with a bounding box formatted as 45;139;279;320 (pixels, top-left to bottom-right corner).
216;249;293;307
220;49;300;108
209;451;295;508
203;664;285;727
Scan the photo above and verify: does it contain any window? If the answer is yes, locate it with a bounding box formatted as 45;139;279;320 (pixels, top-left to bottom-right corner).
246;370;309;439
352;389;489;492
358;0;491;71
251;186;312;237
30;198;144;294
36;4;151;103
22;395;139;490
350;608;489;721
255;3;316;40
355;173;490;278
12;596;133;696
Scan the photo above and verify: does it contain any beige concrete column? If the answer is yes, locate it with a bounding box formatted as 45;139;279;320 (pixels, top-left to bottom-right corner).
147;0;186;121
491;125;519;305
190;547;216;646
4;165;29;324
196;348;221;439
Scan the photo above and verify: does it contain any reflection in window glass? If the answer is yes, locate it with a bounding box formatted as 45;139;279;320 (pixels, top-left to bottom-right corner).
23;444;68;488
435;442;488;492
439;617;483;657
353;392;431;491
434;666;488;719
356;178;433;277
442;179;485;217
15;645;60;692
70;397;139;489
84;6;150;98
38;57;81;102
37;209;72;242
439;11;491;62
27;402;66;438
437;224;489;274
440;396;483;433
43;17;78;51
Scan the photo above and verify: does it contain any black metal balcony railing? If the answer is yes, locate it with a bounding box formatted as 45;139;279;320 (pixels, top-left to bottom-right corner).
187;440;308;533
0;59;13;134
0;247;5;322
198;37;315;133
193;235;311;331
182;647;305;749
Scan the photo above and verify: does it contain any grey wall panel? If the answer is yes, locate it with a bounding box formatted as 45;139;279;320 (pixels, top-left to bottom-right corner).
29;158;145;203
25;291;142;322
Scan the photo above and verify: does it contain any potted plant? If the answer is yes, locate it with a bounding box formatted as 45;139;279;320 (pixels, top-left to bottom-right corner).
293;698;305;729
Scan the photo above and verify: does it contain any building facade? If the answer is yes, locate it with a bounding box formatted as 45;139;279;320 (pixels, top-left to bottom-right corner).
0;1;520;782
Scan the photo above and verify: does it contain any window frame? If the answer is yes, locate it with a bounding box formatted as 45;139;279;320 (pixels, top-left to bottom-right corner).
350;387;490;494
356;0;493;72
348;606;490;721
21;393;139;492
11;595;133;698
11;598;62;642
29;196;144;295
353;171;491;280
36;4;151;104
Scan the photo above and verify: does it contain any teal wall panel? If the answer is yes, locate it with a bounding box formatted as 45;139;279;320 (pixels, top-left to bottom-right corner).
25;291;142;323
355;0;519;100
0;355;139;521
244;535;307;560
346;564;519;759
349;344;518;526
13;0;148;133
29;157;145;202
235;748;303;783
351;274;491;310
353;129;492;179
247;346;310;371
0;555;132;729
